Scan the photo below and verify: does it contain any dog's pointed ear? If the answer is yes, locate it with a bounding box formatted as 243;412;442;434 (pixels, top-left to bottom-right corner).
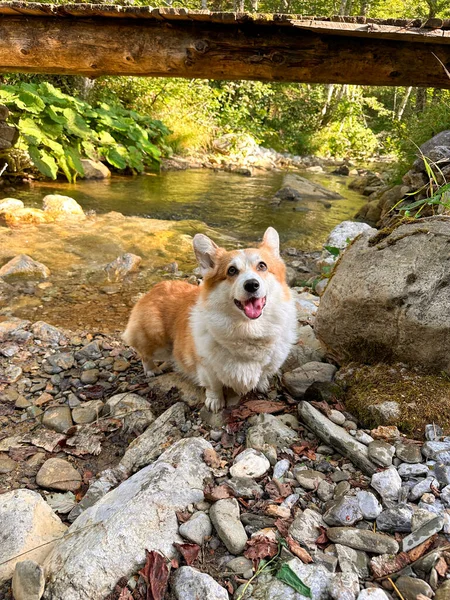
261;227;280;257
193;234;220;275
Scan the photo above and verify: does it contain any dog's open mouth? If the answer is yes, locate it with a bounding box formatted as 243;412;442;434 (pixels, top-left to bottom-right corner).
234;296;266;319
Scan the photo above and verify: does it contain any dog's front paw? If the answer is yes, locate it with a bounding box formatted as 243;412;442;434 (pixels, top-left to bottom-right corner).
205;392;225;413
256;376;270;393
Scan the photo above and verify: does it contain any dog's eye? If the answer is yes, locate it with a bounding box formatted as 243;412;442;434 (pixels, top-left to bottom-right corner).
227;266;239;276
257;262;267;271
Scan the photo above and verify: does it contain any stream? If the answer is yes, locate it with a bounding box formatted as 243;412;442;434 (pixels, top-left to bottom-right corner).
0;168;367;332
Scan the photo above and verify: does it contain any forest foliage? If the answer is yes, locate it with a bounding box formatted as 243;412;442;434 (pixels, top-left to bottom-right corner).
1;0;450;180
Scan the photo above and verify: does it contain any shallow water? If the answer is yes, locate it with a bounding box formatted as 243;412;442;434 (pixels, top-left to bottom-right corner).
1;168;366;331
14;169;365;249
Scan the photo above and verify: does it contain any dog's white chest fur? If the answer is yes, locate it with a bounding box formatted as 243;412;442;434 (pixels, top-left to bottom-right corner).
190;287;297;396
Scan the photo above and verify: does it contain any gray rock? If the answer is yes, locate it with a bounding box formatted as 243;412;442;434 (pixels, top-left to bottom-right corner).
315;219;450;373
226;556;253;575
286;559;334;600
330;572;360;600
354;431;374;445
329;410;346;425
80;159;111;180
368;401;401;425
120;402;186;473
441;484;450;507
0;254;50;281
357;590;390;600
425;423;443;441
411;508;436;531
397;463;429;478
376;505;413;532
105;392;154;434
401;514;444;552
12;560;45;600
294;468;326;490
0;489;67;582
0;198;24;212
371;467;402;504
67;467;127;522
356;491;382;520
289;508;325;549
433;463;450;486
326;527;399;554
42;194;85;218
0;454;18;473
42;406;73;433
326;221;375;250
323;496;363;527
31;322;67;346
75;340;102;361
395;443;423;464
282;325;326;371
72;400;104;425
104;253;141;281
179;512;212;545
0;317;30;342
298;402;378;476
283;362;337;397
80;369;99;384
409;477;439;501
227;477;262;499
273;459;290;480
36;458;82;492
246;413;298;454
230;449;270;479
396;575;433;600
336;544;369;579
368;441;395;467
422;440;450;464
43;352;75;374
209;498;247;555
43;438;212;599
173;566;229;599
435;580;450;600
317;480;335;502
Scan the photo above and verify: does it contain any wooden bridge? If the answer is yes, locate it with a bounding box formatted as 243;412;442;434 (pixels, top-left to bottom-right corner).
1;3;450;87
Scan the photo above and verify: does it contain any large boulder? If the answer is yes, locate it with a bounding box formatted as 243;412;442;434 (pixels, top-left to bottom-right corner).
0;254;50;281
43;438;212;599
80;159;111;179
315;218;450;372
42;195;85;219
0;489;67;582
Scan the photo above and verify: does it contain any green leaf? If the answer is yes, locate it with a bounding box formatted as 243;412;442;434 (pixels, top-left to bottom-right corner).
19;116;44;145
45;106;66;124
16;90;45;114
28;146;58;180
324;245;341;257
98;130;116;144
65;146;85;176
103;146;128;170
81;140;97;160
56;153;74;183
0;88;18;104
62;108;94;139
275;563;311;598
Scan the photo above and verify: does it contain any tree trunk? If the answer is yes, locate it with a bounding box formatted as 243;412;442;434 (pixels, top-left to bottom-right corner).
76;77;96;102
320;83;335;125
415;87;427;113
397;86;412;120
360;0;370;16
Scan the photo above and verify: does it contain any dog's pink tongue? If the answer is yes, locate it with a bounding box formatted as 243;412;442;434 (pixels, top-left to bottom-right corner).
244;297;264;319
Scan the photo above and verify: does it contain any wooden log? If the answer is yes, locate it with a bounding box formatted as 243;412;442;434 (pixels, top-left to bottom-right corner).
0;5;449;87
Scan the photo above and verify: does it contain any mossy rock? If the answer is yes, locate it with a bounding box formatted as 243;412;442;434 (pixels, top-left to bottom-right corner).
339;363;450;439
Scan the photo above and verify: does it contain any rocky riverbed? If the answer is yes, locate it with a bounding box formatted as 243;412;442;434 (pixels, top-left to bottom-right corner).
2;189;450;599
2;226;450;599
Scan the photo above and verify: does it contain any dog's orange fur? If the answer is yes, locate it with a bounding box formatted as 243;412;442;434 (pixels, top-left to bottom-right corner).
123;241;288;375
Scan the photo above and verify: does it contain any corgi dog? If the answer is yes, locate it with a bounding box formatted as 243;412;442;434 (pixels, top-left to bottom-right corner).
123;227;297;412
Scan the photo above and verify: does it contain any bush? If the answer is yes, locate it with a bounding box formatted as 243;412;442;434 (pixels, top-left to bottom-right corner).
0;81;170;181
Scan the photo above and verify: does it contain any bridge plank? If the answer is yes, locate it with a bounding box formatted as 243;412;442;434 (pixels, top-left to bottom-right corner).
0;3;449;87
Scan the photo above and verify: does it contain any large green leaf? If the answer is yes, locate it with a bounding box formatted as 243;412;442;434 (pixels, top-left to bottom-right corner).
103;146;128;170
0;87;18;104
65;146;85;176
275;563;311;598
98;130;116;144
28;146;58;180
62;107;94;139
16;90;45;114
19;116;44;145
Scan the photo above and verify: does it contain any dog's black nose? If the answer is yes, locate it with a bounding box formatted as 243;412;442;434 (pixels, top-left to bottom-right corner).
244;279;260;293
